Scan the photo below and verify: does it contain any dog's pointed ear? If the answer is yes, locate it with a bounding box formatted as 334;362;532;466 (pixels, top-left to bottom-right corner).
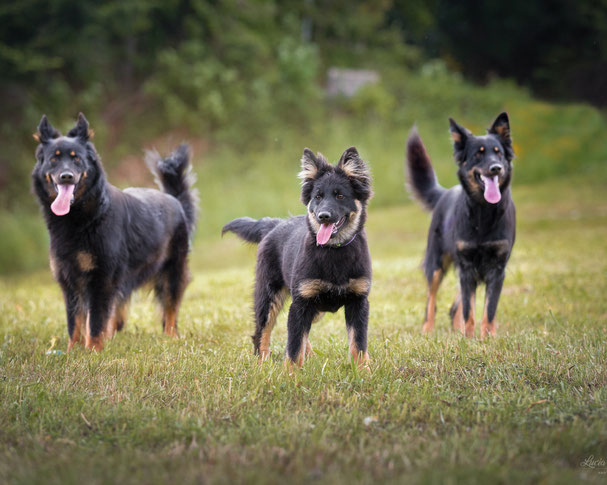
337;146;373;202
449;118;472;164
67;113;92;141
299;148;331;205
34;115;60;144
488;112;514;161
298;148;331;182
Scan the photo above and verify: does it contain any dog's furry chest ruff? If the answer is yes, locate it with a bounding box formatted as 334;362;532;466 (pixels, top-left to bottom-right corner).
292;240;372;311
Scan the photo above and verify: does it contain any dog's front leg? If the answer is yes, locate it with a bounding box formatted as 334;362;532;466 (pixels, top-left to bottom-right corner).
85;279;114;351
345;296;370;366
459;271;477;338
481;269;505;338
284;298;316;370
60;285;86;352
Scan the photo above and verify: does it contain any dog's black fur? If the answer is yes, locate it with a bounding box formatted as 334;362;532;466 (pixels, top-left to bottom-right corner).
32;113;198;351
406;113;516;338
222;147;373;366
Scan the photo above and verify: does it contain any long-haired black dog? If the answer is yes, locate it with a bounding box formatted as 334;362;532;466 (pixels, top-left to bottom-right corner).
32;113;198;351
406;113;516;338
223;147;373;368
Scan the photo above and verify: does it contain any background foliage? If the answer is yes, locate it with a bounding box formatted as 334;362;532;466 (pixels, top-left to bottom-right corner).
0;0;606;274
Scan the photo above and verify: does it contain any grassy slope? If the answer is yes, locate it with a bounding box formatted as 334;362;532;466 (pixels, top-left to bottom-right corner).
1;175;606;484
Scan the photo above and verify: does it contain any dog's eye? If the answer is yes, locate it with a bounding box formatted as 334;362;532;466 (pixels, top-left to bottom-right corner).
479;146;485;153
315;194;322;200
336;194;344;200
494;146;499;153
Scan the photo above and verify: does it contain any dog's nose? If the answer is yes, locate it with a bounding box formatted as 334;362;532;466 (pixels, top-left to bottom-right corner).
59;171;75;183
489;164;503;175
317;211;331;222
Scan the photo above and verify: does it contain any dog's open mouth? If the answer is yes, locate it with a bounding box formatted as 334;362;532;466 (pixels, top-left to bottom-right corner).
316;215;347;246
51;183;76;216
475;172;501;204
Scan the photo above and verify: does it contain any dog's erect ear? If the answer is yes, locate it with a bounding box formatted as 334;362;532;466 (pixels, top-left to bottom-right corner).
298;148;331;181
488;112;514;161
449;118;472;164
299;148;332;205
67;113;92;141
33;115;60;144
337;146;373;202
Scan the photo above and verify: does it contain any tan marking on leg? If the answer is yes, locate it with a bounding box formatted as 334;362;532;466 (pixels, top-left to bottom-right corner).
422;269;442;334
305;336;313;357
452;291;465;334
67;312;86;352
84;313;104;351
163;307;178;337
465;293;476;338
76;251;96;272
347;327;369;367
347;277;371;296
480;300;497;339
259;288;288;362
295;332;308;367
283;332;309;375
105;301;128;339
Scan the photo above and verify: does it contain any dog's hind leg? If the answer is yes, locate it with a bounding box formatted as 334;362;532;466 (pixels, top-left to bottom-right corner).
105;298;130;339
481;270;505;338
253;284;288;362
422;268;444;334
450;289;464;334
155;224;190;338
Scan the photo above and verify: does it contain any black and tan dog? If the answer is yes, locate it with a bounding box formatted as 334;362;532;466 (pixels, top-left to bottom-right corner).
32;113;198;351
406;113;516;338
223;147;373;367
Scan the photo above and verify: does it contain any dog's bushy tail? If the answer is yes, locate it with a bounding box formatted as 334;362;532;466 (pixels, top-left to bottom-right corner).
146;144;199;235
406;127;445;211
222;217;282;243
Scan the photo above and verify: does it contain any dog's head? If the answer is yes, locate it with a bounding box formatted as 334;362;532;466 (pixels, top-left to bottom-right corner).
449;112;514;204
299;147;372;246
32;113;103;216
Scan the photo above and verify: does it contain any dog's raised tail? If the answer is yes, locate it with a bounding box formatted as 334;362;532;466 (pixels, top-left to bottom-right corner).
406;127;445;211
222;217;282;243
146;144;199;234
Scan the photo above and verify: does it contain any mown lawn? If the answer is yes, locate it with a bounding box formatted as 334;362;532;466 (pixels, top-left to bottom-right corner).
1;177;606;484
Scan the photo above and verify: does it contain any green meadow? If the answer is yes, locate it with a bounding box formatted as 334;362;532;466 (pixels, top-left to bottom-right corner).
2;75;607;483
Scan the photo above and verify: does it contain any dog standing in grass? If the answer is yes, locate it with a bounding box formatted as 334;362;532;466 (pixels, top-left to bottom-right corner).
32;113;198;351
406;113;516;338
223;147;373;367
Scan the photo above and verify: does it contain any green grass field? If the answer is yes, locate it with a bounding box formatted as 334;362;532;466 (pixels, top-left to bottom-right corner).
1;174;606;484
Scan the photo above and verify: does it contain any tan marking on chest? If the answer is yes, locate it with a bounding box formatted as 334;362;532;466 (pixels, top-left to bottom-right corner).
76;251;96;272
481;239;511;255
456;240;476;251
298;277;370;299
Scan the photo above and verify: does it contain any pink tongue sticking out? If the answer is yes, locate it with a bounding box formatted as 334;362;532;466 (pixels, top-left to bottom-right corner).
51;184;75;216
481;175;501;204
316;223;335;245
